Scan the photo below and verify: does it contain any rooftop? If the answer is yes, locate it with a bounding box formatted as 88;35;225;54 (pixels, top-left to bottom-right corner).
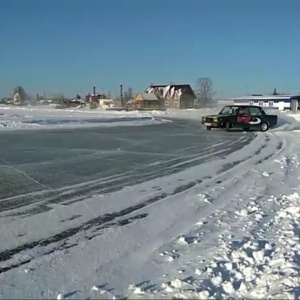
230;94;300;100
145;84;196;98
146;84;193;90
137;93;158;101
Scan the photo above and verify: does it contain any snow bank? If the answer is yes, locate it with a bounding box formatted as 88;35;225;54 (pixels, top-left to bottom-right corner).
0;105;170;130
0;105;300;131
146;193;300;300
269;110;300;131
81;142;300;300
0;105;223;131
3;104;300;132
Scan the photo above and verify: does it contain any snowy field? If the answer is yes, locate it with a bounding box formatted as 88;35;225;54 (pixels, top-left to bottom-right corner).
0;105;171;130
1;105;300;299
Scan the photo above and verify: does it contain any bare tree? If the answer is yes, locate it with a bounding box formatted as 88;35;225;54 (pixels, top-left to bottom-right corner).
195;77;214;107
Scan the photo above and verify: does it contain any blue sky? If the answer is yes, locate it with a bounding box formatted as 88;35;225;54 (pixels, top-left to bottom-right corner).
1;0;300;98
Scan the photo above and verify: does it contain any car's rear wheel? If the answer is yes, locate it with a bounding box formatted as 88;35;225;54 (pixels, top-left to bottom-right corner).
225;122;231;132
260;122;269;132
206;126;211;130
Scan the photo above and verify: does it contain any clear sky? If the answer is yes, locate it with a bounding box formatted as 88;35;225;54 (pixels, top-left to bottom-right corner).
1;0;300;98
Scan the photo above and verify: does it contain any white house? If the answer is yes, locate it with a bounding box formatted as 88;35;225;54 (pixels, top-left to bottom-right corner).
99;98;114;109
230;94;300;111
144;84;196;109
13;91;21;104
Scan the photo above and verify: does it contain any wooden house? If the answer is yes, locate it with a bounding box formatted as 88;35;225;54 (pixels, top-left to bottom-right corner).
145;84;196;109
133;93;160;109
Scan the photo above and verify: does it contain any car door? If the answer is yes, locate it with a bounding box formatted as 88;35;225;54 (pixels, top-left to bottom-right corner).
248;107;263;125
236;107;251;126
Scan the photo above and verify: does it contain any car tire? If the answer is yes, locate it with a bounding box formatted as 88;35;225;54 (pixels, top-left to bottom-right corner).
206;126;211;130
243;127;250;131
225;122;231;132
260;122;269;132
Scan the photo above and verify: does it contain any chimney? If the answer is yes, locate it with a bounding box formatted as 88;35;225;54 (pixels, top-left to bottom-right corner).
93;86;96;95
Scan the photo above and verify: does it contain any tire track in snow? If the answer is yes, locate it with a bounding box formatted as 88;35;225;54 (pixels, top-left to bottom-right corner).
218;134;284;174
148;133;288;299
0;137;252;217
0;181;204;274
153;133;284;251
0;133;281;274
0;213;147;274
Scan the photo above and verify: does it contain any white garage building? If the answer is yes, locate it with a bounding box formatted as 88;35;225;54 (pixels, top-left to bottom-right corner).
231;94;300;111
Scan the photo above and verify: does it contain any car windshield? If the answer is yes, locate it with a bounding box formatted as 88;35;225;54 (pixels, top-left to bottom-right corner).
219;106;238;115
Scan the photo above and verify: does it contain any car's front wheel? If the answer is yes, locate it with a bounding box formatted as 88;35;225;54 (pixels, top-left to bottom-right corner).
206;126;211;130
260;122;269;132
225;122;231;132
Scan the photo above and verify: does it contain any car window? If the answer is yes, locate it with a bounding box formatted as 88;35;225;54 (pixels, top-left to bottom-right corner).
238;107;250;115
220;106;231;114
231;107;238;114
249;107;261;116
220;107;238;114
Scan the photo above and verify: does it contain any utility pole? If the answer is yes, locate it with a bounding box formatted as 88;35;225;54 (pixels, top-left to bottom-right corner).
120;84;123;107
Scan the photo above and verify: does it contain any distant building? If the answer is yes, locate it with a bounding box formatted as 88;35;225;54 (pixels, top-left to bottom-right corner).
145;84;196;109
99;98;114;109
13;91;21;104
85;93;107;104
231;94;300;111
133;93;160;109
84;93;116;109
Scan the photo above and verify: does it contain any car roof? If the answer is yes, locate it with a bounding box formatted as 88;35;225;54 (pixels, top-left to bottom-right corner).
223;105;262;109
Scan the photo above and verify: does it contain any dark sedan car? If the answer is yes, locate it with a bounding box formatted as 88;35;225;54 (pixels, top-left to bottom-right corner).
201;105;278;132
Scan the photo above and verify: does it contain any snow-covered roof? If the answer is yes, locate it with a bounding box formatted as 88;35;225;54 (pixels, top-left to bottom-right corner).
137;93;159;101
145;84;196;100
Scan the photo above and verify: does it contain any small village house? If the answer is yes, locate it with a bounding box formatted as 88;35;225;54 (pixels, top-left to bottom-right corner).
85;93;107;104
133;93;160;109
98;98;114;109
145;84;196;109
85;94;115;109
13;90;21;104
85;85;115;109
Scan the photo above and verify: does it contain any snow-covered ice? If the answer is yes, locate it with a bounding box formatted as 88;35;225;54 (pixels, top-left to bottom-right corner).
1;104;300;131
2;105;300;298
0;105;170;130
0;105;223;131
